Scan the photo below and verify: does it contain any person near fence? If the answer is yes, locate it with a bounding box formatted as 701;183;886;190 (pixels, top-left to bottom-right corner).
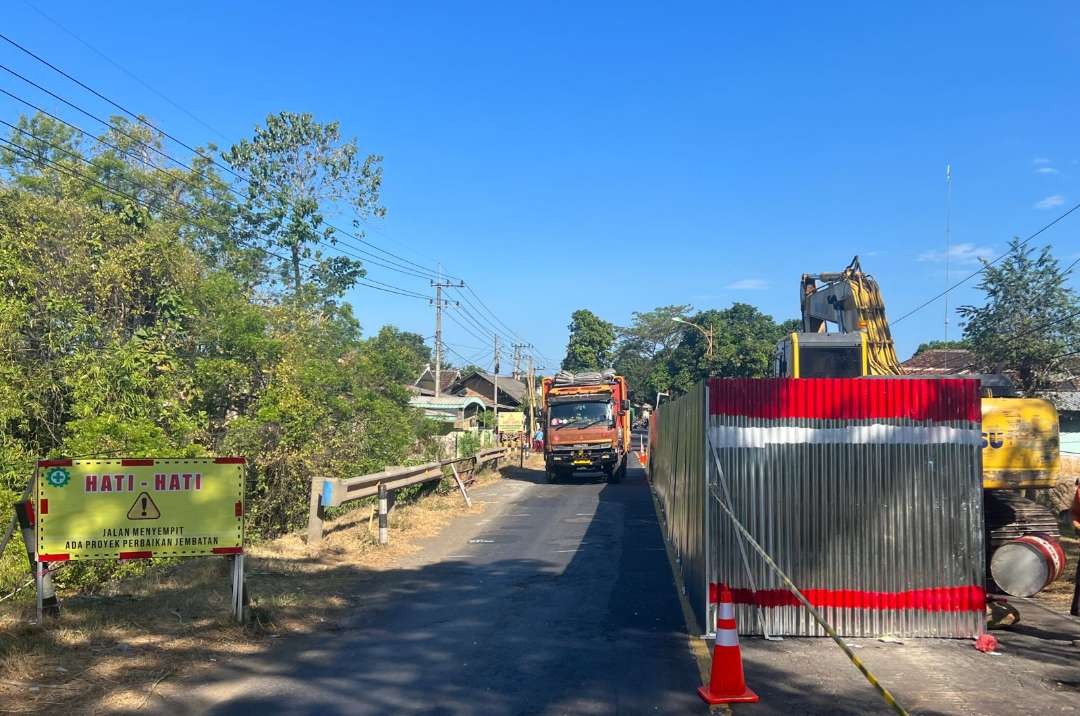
1070;479;1080;617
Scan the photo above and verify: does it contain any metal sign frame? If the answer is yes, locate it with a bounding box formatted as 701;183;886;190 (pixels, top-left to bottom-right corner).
31;456;247;624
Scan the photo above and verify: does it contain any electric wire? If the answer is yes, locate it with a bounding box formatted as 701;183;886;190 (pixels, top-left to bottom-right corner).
445;309;495;347
20;0;233;142
0;135;431;301
893;201;1080;325
0;99;436;284
0;35;549;351
0;34;456;281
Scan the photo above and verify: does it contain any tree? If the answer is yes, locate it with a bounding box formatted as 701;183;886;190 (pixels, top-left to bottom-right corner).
959;240;1079;393
660;304;793;395
562;309;616;371
225;112;385;300
613;305;692;404
912;339;971;355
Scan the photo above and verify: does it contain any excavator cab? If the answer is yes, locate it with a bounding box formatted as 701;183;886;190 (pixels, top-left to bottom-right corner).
774;332;867;378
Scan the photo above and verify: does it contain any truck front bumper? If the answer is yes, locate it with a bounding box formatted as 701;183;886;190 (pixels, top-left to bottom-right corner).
548;445;619;470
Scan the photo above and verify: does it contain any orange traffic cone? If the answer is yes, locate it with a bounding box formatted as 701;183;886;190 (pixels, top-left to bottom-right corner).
698;584;759;705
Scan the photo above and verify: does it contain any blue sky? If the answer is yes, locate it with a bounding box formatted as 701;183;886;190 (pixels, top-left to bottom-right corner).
3;2;1079;368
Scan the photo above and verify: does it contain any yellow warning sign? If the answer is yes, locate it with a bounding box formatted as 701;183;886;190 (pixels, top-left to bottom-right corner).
127;492;160;520
36;458;245;561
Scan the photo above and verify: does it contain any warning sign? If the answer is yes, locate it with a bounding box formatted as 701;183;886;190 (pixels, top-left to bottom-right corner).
127;492;160;520
36;457;245;561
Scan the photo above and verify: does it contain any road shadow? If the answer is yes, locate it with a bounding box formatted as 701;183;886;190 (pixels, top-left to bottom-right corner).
106;459;705;715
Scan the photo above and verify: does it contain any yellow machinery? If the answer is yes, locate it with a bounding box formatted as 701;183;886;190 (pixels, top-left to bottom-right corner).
774;256;1060;490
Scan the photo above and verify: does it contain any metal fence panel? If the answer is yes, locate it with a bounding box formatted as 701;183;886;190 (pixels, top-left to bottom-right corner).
706;378;985;638
649;381;707;625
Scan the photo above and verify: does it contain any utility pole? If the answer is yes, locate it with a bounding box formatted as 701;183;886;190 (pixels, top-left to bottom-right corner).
430;279;463;397
493;336;500;439
526;354;536;440
511;343;530;380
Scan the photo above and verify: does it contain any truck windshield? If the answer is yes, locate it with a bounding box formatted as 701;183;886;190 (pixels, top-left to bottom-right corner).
550;401;613;429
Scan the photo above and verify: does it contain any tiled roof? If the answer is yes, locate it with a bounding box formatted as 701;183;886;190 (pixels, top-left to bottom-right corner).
901;349;977;374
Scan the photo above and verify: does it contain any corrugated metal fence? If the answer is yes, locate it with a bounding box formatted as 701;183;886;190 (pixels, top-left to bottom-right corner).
649;381;708;624
651;377;986;639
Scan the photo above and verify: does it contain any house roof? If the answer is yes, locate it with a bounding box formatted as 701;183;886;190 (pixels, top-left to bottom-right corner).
1041;391;1080;412
901;349;977;375
413;366;461;395
451;370;528;403
408;395;487;422
409;395;486;411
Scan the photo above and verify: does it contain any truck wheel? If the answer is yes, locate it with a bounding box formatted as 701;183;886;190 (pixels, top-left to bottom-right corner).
607;463;623;484
546;467;556;483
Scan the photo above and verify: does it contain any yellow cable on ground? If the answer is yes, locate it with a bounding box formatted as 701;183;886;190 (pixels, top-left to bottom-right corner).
707;441;909;716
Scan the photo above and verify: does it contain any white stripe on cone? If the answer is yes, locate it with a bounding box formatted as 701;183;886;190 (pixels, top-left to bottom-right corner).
716;628;739;647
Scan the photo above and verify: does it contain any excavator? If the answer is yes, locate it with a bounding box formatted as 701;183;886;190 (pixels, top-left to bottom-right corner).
773;256;1063;601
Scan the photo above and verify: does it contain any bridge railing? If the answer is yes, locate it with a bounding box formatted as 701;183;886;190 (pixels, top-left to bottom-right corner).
306;447;505;545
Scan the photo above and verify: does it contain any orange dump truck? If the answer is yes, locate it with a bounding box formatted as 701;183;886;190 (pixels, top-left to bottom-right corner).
541;370;631;483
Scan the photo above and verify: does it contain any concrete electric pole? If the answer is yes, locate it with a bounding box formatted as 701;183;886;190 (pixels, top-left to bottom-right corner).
430;279;463;397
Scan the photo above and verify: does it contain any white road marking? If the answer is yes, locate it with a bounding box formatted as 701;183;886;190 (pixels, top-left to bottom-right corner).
469;539;495;544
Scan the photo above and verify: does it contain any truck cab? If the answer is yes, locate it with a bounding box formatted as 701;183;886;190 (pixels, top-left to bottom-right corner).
542;371;630;483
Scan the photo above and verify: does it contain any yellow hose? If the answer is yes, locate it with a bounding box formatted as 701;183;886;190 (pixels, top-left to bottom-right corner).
842;266;903;376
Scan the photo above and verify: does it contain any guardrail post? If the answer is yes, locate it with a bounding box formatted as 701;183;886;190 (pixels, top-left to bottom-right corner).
378;483;389;545
307;476;325;546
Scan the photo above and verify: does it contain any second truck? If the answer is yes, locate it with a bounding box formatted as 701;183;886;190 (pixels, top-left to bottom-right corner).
541;370;631;483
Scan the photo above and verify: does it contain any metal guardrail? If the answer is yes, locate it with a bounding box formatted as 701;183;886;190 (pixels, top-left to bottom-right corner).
306;447;506;545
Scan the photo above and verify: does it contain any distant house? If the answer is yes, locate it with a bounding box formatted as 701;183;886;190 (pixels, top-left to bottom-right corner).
408;395;488;427
900;349;978;377
448;370;527;410
413;365;461;397
903;350;1080;455
1040;361;1080;456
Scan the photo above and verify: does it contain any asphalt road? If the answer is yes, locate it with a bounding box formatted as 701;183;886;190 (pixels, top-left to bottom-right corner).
150;455;703;715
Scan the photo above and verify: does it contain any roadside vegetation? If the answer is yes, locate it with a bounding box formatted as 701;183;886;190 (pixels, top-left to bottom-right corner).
0;461;506;713
0;110;447;598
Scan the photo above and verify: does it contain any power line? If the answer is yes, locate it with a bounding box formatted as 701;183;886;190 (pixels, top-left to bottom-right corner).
458;285;528;344
20;0;232;142
444;309;494;346
952;255;1080;372
0;91;437;282
0;114;435;298
0;32;547;351
0;135;432;302
452;303;500;342
0;34;455;281
893;201;1080;325
452;285;550;366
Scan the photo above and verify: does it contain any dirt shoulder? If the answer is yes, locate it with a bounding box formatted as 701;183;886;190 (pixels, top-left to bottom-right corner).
0;463;515;714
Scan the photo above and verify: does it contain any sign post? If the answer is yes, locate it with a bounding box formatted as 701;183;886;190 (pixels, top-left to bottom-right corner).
35;457;246;622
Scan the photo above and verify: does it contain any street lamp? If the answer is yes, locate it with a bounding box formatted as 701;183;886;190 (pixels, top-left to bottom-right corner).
655;391;670;411
673;317;714;359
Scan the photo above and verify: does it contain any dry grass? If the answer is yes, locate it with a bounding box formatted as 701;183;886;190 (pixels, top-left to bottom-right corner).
0;466;505;714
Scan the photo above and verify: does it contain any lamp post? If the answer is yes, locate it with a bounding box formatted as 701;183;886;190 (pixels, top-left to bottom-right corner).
655;391;670;411
673;316;714;359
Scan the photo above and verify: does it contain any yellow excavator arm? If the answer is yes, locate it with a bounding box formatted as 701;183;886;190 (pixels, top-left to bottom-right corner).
799;256;902;375
778;255;1060;490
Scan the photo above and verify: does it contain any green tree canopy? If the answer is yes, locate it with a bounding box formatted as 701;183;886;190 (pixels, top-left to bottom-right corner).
561;309;616;371
912;339;971;355
0;110;439;594
225;112;384;301
959;240;1079;393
